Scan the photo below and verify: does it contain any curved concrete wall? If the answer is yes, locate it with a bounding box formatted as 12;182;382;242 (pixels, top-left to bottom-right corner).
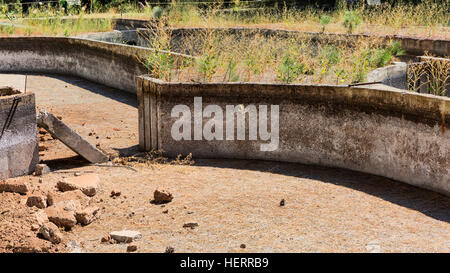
137;76;450;196
0;37;189;93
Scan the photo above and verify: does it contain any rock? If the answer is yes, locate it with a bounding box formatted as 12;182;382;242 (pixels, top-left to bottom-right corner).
34;210;49;226
39;222;63;244
366;240;381;253
36;110;108;163
165;246;175;253
0;179;29;194
45;205;77;229
12;237;51;253
280;199;285;206
34;164;50;176
26;195;47;209
47;190;90;209
153;189;173;204
240;244;246;249
110;190;121;198
101;235;111;243
66;241;83;253
57;174;99;197
109;230;142;243
31;224;40;231
75;206;100;225
127;244;138;252
183;223;198;229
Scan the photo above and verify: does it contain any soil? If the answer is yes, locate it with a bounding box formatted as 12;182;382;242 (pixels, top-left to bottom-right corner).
0;73;449;253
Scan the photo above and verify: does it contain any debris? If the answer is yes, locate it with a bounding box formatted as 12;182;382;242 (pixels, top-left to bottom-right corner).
34;164;50;176
152;189;173;204
47;190;90;209
127;244;138;252
75;206;100;226
44;205;77;229
165;246;175;253
101;235;111;243
0;179;29;194
38;145;48;152
39;222;63;244
110;190;121;198
280;199;285;206
57;173;99;197
109;230;142;243
12;237;52;253
34;210;49;226
183;223;198;229
26;195;47;209
36;109;108;163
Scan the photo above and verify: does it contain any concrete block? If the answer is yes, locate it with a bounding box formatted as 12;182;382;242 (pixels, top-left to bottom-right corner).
36;109;108;163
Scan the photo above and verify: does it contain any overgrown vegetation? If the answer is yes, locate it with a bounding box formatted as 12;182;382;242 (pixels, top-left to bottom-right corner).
143;19;406;85
408;57;450;96
0;0;448;38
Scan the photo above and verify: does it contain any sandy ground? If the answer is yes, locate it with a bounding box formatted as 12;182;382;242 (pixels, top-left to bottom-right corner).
0;73;449;253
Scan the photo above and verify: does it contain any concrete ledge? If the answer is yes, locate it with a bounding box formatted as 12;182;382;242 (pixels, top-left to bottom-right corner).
367;62;408;90
0;36;190;93
138;76;450;196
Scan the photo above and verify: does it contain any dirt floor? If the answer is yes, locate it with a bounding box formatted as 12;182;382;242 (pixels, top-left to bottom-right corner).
0;73;449;253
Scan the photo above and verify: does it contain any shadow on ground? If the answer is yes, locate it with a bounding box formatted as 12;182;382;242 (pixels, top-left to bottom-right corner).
194;159;450;223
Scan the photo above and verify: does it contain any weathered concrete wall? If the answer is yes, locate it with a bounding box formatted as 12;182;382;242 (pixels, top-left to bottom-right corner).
0;89;39;179
137;76;450;196
76;30;137;45
0;37;189;93
367;62;408;90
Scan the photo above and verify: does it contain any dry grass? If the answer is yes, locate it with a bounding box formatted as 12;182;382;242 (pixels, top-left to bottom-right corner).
142;19;406;85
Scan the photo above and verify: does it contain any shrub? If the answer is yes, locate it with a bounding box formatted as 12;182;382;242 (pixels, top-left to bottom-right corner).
343;10;362;34
319;15;331;33
152;6;163;19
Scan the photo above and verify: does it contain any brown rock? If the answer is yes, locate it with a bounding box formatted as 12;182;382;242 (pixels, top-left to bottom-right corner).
34;164;50;176
39;222;63;244
75;206;100;225
127;244;138;252
57;174;99;197
26;195;47;209
101;235;111;243
31;224;40;231
153;189;173;204
45;206;77;229
110;190;121;198
0;179;29;194
47;190;90;209
183;223;198;229
34;210;49;226
13;237;51;253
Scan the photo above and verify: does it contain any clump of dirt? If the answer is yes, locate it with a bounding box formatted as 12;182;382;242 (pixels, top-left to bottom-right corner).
0;192;58;253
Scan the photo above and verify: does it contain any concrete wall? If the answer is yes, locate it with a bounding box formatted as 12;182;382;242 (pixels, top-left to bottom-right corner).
367;62;408;90
0;89;39;179
0;37;189;93
137;76;450;196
